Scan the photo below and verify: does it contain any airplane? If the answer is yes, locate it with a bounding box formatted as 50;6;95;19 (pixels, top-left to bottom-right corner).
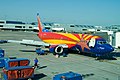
37;13;114;58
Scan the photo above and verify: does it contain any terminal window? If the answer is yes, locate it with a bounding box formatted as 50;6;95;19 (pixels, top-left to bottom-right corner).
70;25;75;27
0;25;3;27
15;26;22;28
29;26;32;28
0;21;4;23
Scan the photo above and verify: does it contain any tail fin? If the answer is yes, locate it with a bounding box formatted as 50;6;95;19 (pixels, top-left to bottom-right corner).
37;13;42;32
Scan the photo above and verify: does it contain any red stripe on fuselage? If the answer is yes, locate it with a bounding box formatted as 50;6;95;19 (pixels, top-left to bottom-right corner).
38;32;79;42
67;44;76;48
85;35;93;40
72;34;81;40
82;34;88;39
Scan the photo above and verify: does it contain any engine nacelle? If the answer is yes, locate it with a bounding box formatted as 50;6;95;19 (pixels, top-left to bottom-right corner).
49;45;68;55
54;45;63;54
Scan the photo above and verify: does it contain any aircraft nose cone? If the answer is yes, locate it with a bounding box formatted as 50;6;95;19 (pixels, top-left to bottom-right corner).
110;47;114;52
107;45;114;53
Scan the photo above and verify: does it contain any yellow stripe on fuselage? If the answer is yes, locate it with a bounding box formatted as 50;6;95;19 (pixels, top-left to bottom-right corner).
84;35;93;40
92;36;100;39
83;34;88;38
78;34;82;39
58;33;80;41
43;39;77;45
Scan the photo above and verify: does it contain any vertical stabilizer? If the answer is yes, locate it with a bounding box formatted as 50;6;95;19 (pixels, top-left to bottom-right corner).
37;13;42;32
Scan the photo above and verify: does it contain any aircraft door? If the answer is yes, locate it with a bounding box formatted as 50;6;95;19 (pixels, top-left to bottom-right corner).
88;38;96;48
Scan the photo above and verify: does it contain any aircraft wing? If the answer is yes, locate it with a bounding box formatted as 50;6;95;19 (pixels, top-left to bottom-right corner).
8;39;49;47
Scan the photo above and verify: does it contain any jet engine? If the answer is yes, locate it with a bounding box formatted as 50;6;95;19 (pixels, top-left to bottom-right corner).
49;45;68;55
54;45;63;54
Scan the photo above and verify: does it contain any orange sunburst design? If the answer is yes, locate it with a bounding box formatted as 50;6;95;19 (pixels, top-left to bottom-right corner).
82;34;88;39
84;35;93;40
43;39;77;45
58;33;80;42
92;36;100;39
78;34;82;39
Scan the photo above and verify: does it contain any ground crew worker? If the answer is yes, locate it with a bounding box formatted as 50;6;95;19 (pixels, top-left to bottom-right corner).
61;76;66;80
34;58;39;68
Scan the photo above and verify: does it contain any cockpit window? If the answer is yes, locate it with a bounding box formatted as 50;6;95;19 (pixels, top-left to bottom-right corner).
98;41;107;45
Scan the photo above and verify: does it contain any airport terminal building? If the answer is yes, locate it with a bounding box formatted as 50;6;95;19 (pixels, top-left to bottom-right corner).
1;19;120;48
0;20;36;31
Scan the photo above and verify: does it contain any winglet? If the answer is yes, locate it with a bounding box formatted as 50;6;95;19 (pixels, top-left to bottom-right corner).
37;13;42;32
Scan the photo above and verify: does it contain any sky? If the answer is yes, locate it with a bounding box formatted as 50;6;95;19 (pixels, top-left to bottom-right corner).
0;0;120;26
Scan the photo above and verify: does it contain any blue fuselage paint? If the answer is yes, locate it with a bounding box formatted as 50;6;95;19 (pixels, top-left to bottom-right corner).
71;38;114;56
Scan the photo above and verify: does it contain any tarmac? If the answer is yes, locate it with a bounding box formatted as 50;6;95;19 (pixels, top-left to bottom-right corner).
1;31;120;80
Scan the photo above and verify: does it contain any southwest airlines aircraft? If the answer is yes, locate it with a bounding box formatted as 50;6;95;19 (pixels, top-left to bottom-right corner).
37;13;114;57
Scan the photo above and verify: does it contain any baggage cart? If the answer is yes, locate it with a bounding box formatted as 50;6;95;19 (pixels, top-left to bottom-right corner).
4;58;30;69
3;66;34;80
53;71;82;80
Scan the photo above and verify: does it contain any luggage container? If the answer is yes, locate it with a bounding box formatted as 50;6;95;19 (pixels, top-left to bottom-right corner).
0;58;8;68
0;49;4;58
53;71;82;80
4;58;30;69
36;48;45;55
3;66;34;80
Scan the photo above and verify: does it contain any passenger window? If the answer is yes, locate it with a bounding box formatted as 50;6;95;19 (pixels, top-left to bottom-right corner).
98;41;102;44
98;41;107;45
103;41;107;44
88;38;96;48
